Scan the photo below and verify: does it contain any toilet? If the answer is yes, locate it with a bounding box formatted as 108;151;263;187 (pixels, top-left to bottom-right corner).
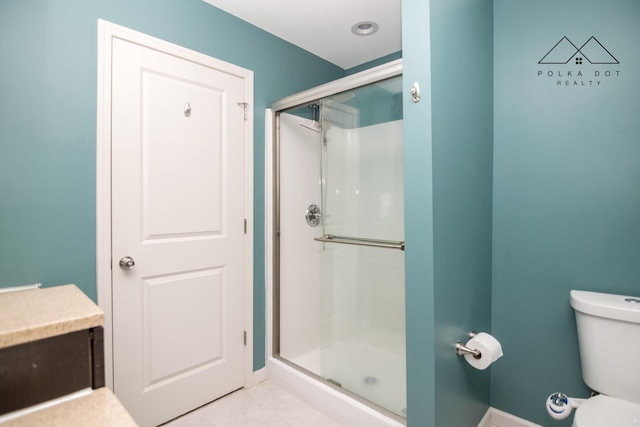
570;290;640;427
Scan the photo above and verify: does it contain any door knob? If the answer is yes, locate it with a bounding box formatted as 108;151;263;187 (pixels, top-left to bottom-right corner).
119;256;135;270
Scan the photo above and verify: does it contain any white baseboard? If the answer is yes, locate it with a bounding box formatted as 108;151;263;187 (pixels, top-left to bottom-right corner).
479;407;544;427
477;408;493;427
252;368;267;386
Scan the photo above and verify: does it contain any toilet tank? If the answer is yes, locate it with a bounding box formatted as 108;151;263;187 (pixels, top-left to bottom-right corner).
570;290;640;404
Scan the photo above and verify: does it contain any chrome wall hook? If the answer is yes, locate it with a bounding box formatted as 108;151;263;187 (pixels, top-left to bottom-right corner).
410;82;420;103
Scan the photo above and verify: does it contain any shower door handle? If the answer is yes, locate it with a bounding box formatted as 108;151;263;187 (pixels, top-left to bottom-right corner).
314;234;405;251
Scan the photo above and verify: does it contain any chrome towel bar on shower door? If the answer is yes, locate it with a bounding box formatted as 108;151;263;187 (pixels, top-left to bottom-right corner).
314;234;405;251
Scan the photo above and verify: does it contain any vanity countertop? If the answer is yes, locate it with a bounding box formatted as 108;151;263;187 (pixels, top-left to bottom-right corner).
0;284;104;349
0;388;138;427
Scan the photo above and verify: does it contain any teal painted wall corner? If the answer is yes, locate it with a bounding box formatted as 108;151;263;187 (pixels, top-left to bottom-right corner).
402;0;494;424
402;0;436;425
430;0;494;426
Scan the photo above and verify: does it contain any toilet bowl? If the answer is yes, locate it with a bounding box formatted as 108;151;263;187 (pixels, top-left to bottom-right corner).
572;395;640;427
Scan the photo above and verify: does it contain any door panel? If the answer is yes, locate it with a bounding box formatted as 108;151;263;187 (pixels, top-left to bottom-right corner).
111;37;246;426
144;269;223;385
142;71;223;238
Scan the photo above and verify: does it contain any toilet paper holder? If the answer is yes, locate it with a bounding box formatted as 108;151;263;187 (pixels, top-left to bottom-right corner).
456;331;482;359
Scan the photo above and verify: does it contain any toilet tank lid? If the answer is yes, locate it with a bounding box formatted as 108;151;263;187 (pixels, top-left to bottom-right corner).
571;290;640;324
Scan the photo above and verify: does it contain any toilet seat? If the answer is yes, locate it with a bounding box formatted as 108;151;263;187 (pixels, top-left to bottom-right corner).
572;395;640;427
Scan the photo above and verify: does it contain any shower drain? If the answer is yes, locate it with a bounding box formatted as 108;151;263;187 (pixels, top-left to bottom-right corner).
363;376;379;385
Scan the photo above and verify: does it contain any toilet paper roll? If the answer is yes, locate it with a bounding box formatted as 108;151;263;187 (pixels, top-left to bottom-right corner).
463;332;503;370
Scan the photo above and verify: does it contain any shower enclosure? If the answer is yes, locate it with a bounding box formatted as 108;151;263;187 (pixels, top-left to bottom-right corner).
270;61;405;422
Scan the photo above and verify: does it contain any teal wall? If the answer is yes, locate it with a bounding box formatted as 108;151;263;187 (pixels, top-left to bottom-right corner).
0;0;344;372
402;0;436;423
430;0;494;426
492;0;640;425
345;51;403;76
403;0;493;426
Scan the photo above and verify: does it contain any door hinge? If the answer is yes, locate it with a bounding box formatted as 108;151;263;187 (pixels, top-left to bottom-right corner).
244;218;247;234
237;102;249;121
244;330;247;346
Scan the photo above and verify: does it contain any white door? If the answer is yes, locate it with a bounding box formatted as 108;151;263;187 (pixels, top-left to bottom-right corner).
110;36;248;426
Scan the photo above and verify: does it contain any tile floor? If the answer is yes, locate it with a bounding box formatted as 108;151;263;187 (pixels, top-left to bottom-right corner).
160;381;504;427
161;380;343;427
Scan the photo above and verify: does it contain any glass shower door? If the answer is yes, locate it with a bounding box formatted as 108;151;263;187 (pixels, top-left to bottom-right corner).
317;75;406;417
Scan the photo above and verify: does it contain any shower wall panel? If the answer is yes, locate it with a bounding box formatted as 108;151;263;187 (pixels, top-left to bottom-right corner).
279;113;322;374
321;120;405;346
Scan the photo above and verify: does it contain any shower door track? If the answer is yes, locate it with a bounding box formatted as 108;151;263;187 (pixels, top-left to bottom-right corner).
314;234;405;251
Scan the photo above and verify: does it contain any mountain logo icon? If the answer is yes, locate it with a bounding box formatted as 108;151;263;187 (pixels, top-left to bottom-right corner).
539;36;619;65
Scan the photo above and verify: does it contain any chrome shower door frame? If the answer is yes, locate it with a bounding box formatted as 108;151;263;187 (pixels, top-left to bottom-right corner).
268;58;404;424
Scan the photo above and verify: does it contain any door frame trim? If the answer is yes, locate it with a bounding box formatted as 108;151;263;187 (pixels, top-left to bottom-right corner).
96;19;254;390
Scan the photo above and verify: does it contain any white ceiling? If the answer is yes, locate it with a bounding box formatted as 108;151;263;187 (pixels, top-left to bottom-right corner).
202;0;402;70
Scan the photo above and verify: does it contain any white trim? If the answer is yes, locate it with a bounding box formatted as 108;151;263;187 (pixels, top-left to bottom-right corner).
96;18;254;391
252;368;267;386
477;407;493;427
241;41;255;390
478;407;544;427
265;108;275;366
96;19;115;388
